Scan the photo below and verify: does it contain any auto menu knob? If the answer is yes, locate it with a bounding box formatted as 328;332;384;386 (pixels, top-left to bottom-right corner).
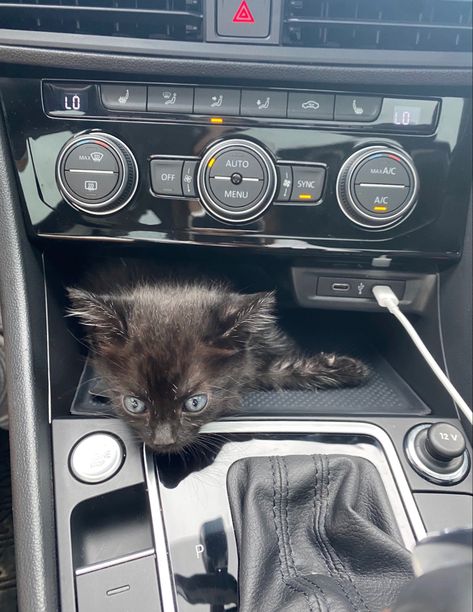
197;139;277;223
336;146;419;229
56;132;139;215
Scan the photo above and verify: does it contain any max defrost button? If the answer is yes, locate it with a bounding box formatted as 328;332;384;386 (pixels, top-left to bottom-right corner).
150;159;183;196
291;166;326;202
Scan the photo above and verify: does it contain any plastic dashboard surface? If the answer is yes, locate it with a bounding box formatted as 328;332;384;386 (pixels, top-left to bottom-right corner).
0;78;471;262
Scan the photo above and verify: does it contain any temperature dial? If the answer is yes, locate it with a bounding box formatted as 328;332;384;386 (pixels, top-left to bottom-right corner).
56;132;139;215
197;139;277;224
336;146;419;229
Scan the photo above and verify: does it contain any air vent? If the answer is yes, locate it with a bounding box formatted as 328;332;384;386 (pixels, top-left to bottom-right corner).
283;0;472;52
0;0;203;41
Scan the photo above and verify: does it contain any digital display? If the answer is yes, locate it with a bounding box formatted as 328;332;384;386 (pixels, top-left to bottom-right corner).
43;83;92;115
392;105;422;127
61;91;87;112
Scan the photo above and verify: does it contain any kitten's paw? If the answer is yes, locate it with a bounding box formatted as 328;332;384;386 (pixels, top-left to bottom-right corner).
320;353;370;387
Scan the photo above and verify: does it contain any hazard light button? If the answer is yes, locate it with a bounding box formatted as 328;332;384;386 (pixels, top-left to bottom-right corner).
217;0;271;38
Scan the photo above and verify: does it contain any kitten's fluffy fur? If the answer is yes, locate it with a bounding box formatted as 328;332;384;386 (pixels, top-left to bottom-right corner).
68;273;368;453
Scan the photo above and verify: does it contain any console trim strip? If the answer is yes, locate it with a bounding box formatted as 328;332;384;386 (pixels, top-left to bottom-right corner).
144;447;178;612
75;548;156;576
145;420;427;612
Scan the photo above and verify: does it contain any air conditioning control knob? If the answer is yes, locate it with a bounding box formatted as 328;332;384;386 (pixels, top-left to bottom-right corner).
197;139;277;224
336;146;419;229
56;132;139;215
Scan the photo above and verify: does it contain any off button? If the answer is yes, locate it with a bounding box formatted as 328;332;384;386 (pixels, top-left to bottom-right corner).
150;160;183;196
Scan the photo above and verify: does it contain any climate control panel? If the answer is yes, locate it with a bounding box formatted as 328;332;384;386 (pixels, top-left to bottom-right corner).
5;78;468;262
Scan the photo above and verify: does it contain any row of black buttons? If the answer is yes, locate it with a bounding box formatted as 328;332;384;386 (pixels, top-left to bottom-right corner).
101;84;383;122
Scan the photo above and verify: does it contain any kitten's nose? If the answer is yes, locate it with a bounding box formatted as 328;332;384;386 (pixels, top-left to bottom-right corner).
154;423;175;447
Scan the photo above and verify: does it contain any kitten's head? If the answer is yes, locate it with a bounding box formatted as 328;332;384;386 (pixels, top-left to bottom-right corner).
67;283;275;453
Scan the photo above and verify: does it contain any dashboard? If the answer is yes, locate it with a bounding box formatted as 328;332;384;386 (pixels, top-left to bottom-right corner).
0;1;472;612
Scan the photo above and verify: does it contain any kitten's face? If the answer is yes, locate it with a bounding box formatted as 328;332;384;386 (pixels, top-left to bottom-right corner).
68;283;274;453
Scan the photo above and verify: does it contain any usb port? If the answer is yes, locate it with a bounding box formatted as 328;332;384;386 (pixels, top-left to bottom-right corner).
331;282;351;292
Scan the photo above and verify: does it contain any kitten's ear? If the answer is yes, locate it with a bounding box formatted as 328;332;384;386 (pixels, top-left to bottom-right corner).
215;291;277;350
66;287;128;347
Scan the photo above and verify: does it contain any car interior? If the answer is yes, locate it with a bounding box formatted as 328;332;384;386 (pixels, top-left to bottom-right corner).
0;1;472;611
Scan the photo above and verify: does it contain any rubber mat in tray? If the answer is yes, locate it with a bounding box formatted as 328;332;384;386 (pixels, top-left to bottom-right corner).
71;348;430;417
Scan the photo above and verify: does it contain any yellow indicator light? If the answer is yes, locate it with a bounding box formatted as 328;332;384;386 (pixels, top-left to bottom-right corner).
210;117;224;124
373;205;388;211
208;157;216;168
298;194;313;200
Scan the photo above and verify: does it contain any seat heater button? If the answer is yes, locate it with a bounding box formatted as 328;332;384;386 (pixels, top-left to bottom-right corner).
150;160;184;196
70;433;124;484
334;94;382;122
100;85;147;111
355;156;410;186
64;170;120;202
64;142;119;173
209;176;263;208
291;166;326;202
354;184;408;215
210;149;264;180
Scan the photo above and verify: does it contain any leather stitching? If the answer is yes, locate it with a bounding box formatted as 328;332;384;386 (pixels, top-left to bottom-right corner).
269;456;315;612
313;455;361;612
323;456;372;612
280;457;329;612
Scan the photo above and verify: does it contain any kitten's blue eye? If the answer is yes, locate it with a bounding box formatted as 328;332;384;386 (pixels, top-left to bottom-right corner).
183;394;208;413
123;395;147;415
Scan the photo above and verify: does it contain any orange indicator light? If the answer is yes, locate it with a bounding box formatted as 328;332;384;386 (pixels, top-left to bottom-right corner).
298;194;313;200
210;117;224;124
208;157;216;168
373;205;388;211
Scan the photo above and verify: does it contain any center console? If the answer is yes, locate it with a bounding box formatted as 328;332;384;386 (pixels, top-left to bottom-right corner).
0;73;471;612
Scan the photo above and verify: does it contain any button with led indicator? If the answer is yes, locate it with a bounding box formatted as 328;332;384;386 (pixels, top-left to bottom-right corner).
290;166;326;203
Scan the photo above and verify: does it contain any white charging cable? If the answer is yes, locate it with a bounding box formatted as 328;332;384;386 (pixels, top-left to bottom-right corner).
372;285;473;425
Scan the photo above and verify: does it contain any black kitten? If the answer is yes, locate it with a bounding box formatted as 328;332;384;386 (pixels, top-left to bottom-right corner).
68;275;368;453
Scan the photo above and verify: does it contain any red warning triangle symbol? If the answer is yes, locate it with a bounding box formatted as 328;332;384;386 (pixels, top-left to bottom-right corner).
233;0;255;24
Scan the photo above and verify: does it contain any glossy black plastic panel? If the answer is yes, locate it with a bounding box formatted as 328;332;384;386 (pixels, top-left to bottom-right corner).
1;78;471;262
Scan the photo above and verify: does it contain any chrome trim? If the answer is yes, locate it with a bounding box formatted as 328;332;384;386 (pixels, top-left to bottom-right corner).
146;420;426;612
75;548;155;576
197;139;277;224
405;423;470;485
56;132;139;216
144;446;177;612
336;146;419;230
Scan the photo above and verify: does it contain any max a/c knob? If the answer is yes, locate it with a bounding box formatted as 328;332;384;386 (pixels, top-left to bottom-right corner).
56;132;139;215
336;146;419;229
